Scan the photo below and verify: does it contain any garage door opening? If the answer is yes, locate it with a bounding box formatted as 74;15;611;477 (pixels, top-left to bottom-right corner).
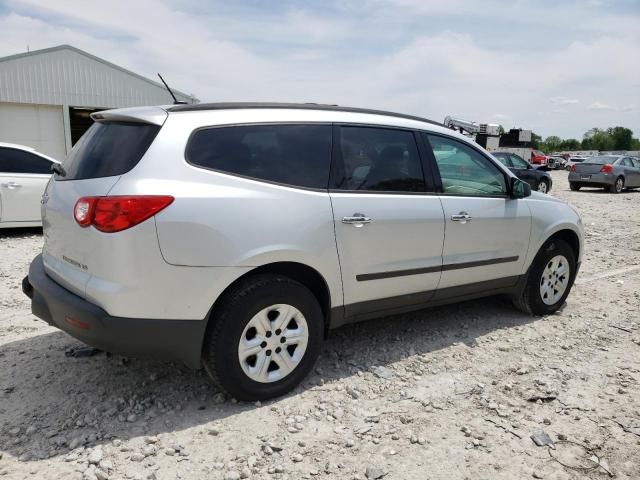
69;107;106;145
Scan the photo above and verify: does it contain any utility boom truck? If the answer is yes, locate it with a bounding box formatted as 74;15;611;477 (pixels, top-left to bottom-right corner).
443;116;553;168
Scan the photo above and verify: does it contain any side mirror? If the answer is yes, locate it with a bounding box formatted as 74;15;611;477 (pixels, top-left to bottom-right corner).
510;177;531;198
526;163;532;170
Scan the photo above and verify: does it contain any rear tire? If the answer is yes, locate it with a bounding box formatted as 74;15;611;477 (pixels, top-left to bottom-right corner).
202;274;324;401
569;183;581;191
512;239;576;316
609;176;624;193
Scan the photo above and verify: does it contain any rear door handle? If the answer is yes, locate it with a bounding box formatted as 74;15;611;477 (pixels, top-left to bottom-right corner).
342;213;372;226
1;182;22;189
451;211;472;223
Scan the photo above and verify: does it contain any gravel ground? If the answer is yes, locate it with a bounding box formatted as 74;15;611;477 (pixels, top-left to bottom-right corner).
1;170;639;480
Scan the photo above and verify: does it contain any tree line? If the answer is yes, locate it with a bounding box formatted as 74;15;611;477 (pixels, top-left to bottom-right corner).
503;126;640;153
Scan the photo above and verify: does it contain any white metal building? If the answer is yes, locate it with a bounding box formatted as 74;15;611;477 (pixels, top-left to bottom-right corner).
0;45;197;160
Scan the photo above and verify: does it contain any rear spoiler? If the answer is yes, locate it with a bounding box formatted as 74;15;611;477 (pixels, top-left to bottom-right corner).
91;106;168;126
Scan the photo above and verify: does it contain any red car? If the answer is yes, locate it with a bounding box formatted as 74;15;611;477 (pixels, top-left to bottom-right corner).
530;150;548;165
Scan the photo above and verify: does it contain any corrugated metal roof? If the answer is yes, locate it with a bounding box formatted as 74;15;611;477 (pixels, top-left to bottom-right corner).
0;45;197;107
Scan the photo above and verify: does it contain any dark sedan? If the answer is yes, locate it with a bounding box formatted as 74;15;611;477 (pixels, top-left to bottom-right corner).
491;151;552;193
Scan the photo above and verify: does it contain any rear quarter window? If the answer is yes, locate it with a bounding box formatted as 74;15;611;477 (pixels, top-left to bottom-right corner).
59;122;160;181
185;124;332;189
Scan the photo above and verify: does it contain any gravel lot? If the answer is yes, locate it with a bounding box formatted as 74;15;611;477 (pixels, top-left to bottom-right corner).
1;170;639;480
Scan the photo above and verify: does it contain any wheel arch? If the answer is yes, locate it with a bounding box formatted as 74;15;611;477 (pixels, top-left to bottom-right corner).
546;229;580;262
202;262;334;349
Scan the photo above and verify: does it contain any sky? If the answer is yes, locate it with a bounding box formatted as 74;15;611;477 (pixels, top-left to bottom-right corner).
0;0;639;139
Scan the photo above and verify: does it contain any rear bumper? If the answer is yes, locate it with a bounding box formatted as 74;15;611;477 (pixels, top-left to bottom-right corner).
23;254;206;369
568;172;615;186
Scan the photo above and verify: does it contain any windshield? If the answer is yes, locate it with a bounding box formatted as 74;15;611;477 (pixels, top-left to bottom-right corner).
585;155;619;165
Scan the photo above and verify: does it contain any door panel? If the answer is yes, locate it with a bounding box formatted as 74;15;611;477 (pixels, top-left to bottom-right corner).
436;196;531;290
623;158;640;186
330;125;445;315
330;193;445;310
0;174;49;222
424;133;532;292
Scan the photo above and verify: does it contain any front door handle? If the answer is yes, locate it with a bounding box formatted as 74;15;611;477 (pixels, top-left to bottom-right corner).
451;211;472;223
342;213;372;226
1;182;22;189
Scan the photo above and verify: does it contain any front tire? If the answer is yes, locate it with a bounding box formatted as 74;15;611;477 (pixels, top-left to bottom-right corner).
513;239;576;316
202;275;324;401
609;176;624;193
537;179;549;194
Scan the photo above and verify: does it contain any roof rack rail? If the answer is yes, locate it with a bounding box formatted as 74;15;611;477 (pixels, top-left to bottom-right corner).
166;102;440;126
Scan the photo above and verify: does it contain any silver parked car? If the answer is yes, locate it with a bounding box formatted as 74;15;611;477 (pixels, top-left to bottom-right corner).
569;155;640;192
23;103;584;400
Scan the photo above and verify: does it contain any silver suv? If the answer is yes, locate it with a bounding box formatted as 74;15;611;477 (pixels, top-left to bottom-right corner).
23;103;584;400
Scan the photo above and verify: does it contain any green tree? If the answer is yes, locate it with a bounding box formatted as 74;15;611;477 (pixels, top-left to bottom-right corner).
543;136;563;152
559;139;580;150
609;126;633;150
581;128;601;150
590;130;615;151
631;138;640;150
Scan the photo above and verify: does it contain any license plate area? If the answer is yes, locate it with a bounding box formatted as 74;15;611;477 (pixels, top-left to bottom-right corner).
580;175;591;180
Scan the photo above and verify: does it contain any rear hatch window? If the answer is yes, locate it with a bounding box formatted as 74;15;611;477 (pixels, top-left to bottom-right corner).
58;121;160;180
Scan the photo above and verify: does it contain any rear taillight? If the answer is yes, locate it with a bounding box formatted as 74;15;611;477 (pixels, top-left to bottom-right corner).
74;196;174;233
600;164;613;173
73;198;96;226
570;164;576;172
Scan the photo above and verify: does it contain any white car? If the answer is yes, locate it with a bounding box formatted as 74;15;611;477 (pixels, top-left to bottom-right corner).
0;142;59;227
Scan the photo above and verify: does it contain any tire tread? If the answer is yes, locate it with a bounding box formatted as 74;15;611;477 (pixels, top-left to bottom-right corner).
202;274;320;400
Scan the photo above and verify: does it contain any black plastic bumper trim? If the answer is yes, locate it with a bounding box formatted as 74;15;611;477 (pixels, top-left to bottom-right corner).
24;254;207;369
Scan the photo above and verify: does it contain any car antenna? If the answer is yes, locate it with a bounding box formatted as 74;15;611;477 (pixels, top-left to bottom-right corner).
157;73;188;105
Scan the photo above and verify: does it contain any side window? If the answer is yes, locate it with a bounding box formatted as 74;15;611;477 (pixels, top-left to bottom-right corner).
632;158;640;168
186;124;332;189
621;157;633;167
510;155;529;169
0;148;52;174
333;126;425;192
426;134;507;196
493;153;511;168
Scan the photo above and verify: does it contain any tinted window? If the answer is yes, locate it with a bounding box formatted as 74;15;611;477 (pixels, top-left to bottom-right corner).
60;122;160;181
187;124;332;189
0;148;52;174
333;126;425;192
426;134;507;196
492;153;510;167
510;155;529;169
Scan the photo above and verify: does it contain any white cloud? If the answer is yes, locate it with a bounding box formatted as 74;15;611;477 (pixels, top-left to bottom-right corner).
550;97;579;105
588;102;615;111
1;0;639;138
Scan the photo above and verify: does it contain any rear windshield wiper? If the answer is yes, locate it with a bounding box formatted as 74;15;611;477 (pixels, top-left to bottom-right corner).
51;163;66;177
